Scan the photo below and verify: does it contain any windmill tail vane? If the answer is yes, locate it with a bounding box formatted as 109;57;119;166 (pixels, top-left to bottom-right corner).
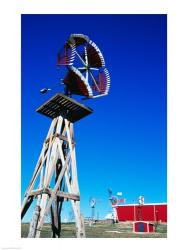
40;79;64;94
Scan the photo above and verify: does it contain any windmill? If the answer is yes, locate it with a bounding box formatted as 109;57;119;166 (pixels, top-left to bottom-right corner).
137;195;144;221
89;197;96;222
107;188;118;223
40;34;110;98
21;34;110;238
88;197;102;226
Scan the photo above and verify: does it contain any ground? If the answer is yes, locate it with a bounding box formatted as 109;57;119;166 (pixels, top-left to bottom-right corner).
21;221;167;238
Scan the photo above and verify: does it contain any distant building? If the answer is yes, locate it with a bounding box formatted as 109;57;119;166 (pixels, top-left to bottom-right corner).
133;221;155;233
115;203;167;222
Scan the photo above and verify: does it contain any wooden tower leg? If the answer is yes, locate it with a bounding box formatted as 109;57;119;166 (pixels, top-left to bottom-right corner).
34;116;63;238
63;120;85;237
71;200;85;237
28;206;41;238
51;198;61;237
21;118;58;219
51;159;63;238
22;115;85;238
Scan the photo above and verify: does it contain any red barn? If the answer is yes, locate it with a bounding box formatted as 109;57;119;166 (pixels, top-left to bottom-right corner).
115;203;167;222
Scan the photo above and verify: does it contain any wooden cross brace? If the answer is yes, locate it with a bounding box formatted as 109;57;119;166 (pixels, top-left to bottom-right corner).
21;116;85;238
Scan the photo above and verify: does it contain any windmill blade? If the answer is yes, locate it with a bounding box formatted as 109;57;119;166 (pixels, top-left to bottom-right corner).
86;40;105;68
84;46;88;65
69;34;90;46
84;47;89;82
88;68;110;96
57;42;76;66
63;66;93;97
96;68;110;95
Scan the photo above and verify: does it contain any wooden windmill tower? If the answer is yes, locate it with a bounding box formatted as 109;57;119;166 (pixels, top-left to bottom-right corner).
21;34;110;238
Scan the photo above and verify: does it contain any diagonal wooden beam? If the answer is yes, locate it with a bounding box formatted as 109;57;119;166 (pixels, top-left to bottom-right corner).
35;145;71;237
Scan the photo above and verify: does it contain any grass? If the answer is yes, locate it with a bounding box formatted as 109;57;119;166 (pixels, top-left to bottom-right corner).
21;221;167;238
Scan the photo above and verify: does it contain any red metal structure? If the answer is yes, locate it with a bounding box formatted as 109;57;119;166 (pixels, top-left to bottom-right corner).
133;221;155;233
57;34;110;98
115;203;167;222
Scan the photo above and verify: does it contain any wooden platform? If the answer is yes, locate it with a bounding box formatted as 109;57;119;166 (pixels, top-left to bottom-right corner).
36;93;93;122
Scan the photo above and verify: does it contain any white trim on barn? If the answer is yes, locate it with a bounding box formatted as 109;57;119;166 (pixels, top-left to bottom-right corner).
115;202;167;207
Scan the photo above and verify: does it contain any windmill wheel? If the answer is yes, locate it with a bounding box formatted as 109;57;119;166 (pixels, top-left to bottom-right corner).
57;34;110;98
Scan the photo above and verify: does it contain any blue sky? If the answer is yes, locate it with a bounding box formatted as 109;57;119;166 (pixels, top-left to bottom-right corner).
21;14;167;221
